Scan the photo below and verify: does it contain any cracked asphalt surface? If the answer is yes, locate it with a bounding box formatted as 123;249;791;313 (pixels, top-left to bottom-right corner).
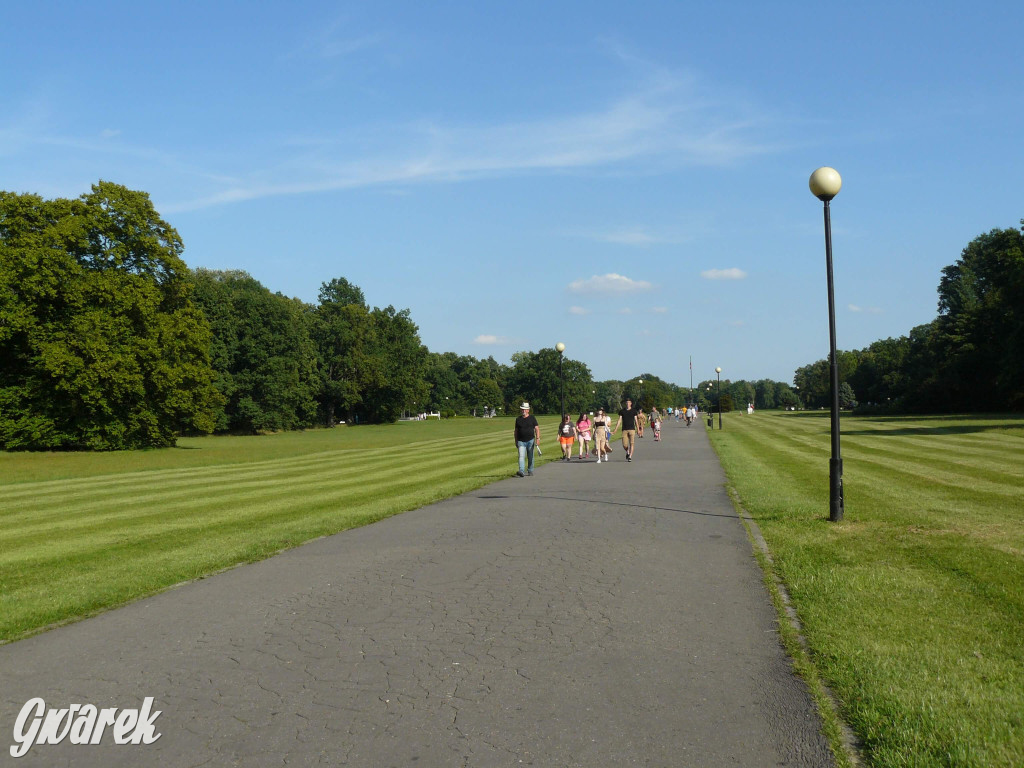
0;419;834;767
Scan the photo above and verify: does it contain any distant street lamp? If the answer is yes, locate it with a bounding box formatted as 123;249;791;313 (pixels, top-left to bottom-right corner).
809;166;844;522
715;367;722;429
556;342;566;417
639;378;644;411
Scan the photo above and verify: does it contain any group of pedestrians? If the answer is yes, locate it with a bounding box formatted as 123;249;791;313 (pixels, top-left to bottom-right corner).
513;398;650;476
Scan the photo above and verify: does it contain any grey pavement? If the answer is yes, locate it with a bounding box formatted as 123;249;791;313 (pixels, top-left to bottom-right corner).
0;418;834;767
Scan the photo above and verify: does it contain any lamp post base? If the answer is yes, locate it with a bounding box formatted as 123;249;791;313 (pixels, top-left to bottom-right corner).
829;457;844;522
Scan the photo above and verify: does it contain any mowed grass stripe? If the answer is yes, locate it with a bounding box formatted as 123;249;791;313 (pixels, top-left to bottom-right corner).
844;433;1023;480
845;446;1024;504
0;422;551;643
0;427;522;521
0;442;516;558
0;428;518;504
1;449;507;599
710;412;1024;768
725;417;1021;510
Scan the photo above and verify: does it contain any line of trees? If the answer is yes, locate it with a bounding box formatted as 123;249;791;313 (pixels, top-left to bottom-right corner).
12;183;1009;451
3;183;803;452
794;221;1024;413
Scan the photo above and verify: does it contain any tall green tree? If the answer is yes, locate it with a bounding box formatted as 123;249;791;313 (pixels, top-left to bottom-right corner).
191;269;318;433
935;222;1024;409
312;282;379;425
592;380;623;413
506;348;593;415
361;305;428;423
0;183;219;450
313;278;427;424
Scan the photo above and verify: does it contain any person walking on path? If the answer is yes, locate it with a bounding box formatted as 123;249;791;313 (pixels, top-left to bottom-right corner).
592;408;611;463
613;398;640;462
575;412;592;459
557;414;576;461
514;402;540;476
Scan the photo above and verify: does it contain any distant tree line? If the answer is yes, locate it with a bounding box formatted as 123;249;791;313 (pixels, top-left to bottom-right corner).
794;221;1024;413
8;182;958;452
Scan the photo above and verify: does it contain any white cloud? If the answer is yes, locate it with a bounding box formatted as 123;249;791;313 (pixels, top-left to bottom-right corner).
569;306;590;315
650;306;668;314
568;273;653;294
701;268;747;280
473;334;514;345
848;304;883;314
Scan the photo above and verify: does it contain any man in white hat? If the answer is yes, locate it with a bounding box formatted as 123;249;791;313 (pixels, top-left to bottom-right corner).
513;402;540;477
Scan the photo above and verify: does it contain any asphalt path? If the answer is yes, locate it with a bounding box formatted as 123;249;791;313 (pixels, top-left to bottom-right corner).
0;417;834;767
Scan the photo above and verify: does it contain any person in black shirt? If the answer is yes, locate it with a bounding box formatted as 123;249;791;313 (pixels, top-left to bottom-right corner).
513;402;540;476
613;398;639;462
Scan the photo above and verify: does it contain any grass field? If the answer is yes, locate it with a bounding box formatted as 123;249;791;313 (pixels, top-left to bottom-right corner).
5;412;1023;766
0;417;559;644
708;411;1024;768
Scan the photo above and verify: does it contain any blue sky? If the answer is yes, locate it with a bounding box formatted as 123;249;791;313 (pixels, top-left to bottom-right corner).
4;1;1022;386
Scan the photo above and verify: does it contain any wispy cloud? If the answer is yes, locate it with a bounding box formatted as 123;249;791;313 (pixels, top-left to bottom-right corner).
848;304;883;314
597;229;659;246
569;306;590;315
568;273;653;294
650;306;668;313
701;268;747;280
162;66;780;212
280;15;386;62
7;49;783;214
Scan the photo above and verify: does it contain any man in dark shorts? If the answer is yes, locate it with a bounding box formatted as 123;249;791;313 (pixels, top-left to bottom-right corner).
614;398;640;462
513;402;540;476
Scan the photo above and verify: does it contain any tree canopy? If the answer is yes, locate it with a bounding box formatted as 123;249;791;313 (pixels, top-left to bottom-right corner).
0;183;220;449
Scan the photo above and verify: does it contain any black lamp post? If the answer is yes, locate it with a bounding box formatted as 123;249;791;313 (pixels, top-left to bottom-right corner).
556;342;566;417
810;166;844;523
715;367;722;429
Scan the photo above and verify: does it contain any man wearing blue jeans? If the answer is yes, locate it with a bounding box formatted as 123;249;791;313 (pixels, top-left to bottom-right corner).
513;402;541;477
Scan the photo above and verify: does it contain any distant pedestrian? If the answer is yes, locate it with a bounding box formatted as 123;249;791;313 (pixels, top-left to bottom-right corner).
557;414;576;461
653;415;662;441
592;408;611;463
613;398;640;462
514;402;540;477
575;412;592;459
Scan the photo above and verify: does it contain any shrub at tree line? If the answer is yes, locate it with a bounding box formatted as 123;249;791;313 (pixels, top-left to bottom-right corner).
2;184;1020;450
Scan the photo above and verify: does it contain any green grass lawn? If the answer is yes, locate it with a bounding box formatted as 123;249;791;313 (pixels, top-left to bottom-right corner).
6;412;1023;766
0;417;559;643
709;411;1024;768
